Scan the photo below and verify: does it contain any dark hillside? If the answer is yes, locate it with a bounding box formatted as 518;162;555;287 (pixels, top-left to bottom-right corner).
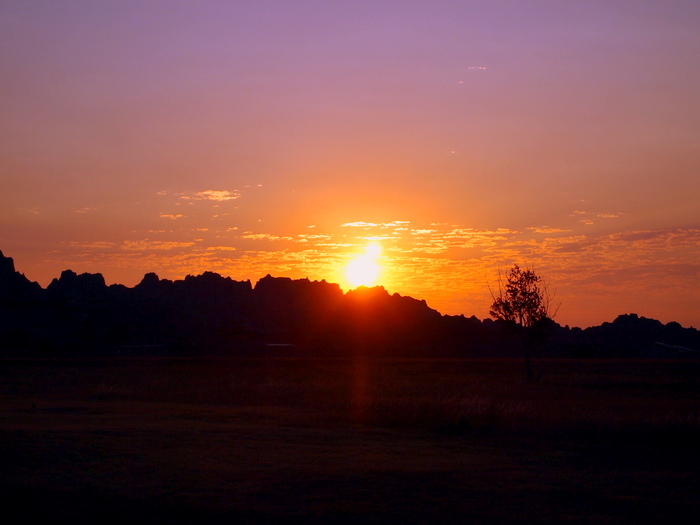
1;250;698;357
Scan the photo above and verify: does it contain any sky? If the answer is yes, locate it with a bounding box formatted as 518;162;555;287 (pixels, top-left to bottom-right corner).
1;1;699;328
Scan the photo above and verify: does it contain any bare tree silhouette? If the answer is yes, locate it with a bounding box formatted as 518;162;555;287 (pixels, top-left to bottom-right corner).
489;264;559;380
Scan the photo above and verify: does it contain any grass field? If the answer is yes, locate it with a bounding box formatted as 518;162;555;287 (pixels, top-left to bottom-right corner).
1;357;699;523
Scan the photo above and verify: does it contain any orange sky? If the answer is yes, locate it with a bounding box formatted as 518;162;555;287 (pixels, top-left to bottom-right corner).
1;1;699;328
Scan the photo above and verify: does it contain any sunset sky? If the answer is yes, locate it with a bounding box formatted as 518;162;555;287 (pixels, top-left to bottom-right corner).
2;1;699;328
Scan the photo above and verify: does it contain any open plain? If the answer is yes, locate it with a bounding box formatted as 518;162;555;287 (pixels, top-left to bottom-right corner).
1;357;699;523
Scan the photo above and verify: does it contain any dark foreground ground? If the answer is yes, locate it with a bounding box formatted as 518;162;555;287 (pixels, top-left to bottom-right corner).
1;357;699;524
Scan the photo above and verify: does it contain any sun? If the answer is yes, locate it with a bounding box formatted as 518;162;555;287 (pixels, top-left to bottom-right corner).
346;243;382;288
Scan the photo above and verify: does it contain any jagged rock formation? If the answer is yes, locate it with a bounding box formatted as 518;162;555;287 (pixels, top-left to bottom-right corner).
578;314;700;358
0;249;698;357
0;251;42;300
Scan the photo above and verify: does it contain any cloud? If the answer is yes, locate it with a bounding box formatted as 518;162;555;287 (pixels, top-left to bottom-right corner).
340;221;410;229
296;233;332;243
240;233;294;241
361;235;394;241
193;190;241;201
121;241;196;251
74;206;98;214
570;210;623;225
610;230;669;243
64;241;118;249
158;189;242;202
529;227;573;234
341;222;380;228
46;222;699;327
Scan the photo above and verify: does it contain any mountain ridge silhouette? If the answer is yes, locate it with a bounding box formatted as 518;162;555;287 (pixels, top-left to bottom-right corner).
1;249;698;357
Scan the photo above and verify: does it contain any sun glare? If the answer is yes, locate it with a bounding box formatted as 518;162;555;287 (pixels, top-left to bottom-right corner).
346;243;382;288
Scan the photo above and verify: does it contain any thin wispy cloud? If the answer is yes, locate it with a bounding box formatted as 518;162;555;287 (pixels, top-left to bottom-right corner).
570;210;623;225
38;222;699;328
192;190;241;201
121;241;196;251
158;190;242;202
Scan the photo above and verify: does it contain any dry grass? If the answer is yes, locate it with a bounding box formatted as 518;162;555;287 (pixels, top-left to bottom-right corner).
1;357;699;523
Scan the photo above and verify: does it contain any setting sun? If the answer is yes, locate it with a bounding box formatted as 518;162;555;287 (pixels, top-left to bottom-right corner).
2;2;699;330
345;243;382;288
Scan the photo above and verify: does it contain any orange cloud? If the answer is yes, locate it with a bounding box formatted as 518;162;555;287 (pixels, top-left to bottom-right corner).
32;223;700;329
121;241;196;251
193;190;241;201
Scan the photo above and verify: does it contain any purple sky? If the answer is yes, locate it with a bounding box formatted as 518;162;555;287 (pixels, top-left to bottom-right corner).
2;1;699;327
